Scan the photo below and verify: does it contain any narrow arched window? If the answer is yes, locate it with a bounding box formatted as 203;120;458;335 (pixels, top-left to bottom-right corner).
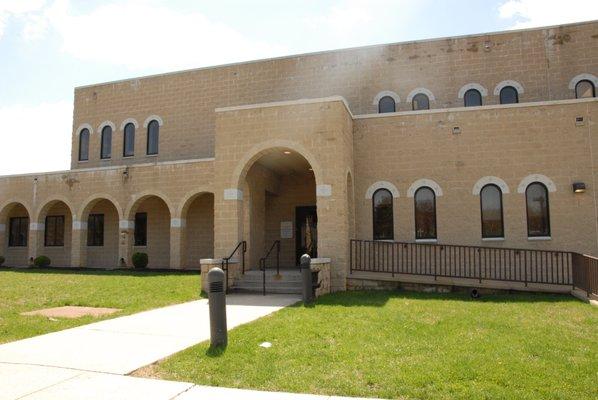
526;182;550;237
575;80;595;99
378;96;396;113
499;86;519;104
414;187;436;240
372;189;393;240
123;123;135;157
100;126;112;159
412;93;430;110
480;184;504;238
464;89;482;107
78;128;89;161
147;120;159;155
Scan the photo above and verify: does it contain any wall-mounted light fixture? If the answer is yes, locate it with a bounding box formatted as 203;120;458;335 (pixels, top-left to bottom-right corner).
452;126;461;135
572;182;586;193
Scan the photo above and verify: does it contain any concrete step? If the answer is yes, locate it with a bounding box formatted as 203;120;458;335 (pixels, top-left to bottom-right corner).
232;269;303;294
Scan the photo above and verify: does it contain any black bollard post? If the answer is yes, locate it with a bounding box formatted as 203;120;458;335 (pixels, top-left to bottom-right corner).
208;267;227;348
300;254;313;304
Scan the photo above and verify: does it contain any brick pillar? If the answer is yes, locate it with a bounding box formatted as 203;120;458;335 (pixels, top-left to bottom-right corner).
119;220;134;268
214;189;244;259
28;221;43;265
169;218;185;269
71;220;87;267
0;223;6;265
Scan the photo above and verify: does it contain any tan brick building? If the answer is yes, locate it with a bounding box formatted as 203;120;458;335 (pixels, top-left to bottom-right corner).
1;21;597;293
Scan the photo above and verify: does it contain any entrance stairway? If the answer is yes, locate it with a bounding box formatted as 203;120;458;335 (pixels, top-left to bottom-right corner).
231;268;302;294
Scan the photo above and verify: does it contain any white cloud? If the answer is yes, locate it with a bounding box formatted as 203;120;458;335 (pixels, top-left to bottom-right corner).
0;0;46;39
0;101;72;175
499;0;598;28
21;0;287;71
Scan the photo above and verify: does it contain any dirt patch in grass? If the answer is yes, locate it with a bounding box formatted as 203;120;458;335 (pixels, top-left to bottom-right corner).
21;306;121;319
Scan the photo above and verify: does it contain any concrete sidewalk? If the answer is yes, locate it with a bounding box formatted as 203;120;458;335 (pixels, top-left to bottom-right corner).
0;294;298;375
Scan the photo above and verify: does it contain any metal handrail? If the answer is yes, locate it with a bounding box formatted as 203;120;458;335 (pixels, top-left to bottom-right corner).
220;241;246;293
259;240;280;296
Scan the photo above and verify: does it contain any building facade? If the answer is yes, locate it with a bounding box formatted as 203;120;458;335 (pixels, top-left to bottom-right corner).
1;21;597;292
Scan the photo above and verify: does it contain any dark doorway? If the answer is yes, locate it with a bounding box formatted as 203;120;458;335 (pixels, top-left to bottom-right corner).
295;206;317;265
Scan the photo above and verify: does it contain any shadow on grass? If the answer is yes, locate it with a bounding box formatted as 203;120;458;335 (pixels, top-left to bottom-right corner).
206;344;227;358
0;266;200;277
309;289;578;307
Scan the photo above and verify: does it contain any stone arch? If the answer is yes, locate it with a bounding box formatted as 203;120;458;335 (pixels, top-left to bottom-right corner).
119;118;139;131
35;197;76;223
365;181;400;199
143;115;164;128
178;190;215;268
372;90;400;105
458;83;488;98
231;139;324;190
407;178;443;197
406;87;436;102
568;73;598;89
517;174;557;194
125;191;174;221
0;200;33;267
472;176;510;195
35;198;75;267
78;194;124;221
97;120;116;133
493;80;525;96
75;123;93;136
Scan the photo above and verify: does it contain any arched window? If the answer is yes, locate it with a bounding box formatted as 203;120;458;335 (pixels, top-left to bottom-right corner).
412;93;430;110
100;126;112;159
464;89;482;107
575;80;595;99
499;86;519;104
414;187;436;240
78;128;90;161
480;184;504;238
378;96;396;113
147;120;159;155
526;182;550;237
123;123;135;157
372;189;393;240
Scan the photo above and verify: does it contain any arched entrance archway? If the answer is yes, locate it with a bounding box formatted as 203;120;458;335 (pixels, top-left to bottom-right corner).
36;199;74;267
179;192;214;269
78;197;121;268
240;148;317;268
0;201;31;266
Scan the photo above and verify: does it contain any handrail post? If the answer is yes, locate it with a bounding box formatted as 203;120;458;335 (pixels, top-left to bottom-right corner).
276;240;280;275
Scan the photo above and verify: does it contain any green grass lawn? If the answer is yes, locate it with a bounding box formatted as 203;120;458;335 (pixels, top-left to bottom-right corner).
148;291;597;400
0;268;200;344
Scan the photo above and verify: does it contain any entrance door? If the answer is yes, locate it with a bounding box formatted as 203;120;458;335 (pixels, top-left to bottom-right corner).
295;206;317;265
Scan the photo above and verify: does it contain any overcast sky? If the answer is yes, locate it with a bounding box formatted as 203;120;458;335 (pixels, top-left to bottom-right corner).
1;0;597;175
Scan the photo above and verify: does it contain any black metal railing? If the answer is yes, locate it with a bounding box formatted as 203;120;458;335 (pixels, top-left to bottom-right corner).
350;239;576;287
259;240;280;296
221;241;246;293
572;253;598;298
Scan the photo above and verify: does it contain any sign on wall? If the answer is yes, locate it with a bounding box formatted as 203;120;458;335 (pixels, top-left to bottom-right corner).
280;221;293;239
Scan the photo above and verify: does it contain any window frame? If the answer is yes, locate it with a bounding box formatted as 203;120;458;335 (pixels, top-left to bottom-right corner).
134;212;148;246
412;93;430;110
78;128;90;161
44;215;65;247
147;120;159;155
100;126;112;159
463;89;482;107
123;122;135;157
414;186;437;240
8;217;28;247
378;96;396;113
575;79;596;99
499;86;519;104
87;214;105;247
372;188;394;241
525;182;551;238
479;184;504;239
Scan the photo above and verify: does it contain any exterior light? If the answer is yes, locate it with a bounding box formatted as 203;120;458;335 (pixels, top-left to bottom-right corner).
452;126;461;135
572;182;586;193
283;151;291;155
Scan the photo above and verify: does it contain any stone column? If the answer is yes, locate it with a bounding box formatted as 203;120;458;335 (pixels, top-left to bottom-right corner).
169;218;185;269
310;257;331;297
70;220;87;267
118;220;134;268
28;221;44;265
214;188;244;258
200;258;240;293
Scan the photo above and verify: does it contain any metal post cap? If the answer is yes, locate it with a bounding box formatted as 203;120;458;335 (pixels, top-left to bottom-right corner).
300;254;311;267
208;267;226;293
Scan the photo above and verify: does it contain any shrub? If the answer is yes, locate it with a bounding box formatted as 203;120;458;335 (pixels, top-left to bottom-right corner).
33;255;51;268
0;256;5;266
132;252;149;269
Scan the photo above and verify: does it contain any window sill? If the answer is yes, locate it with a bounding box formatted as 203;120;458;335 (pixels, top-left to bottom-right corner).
482;237;505;242
145;154;158;157
123;155;135;159
373;239;395;242
528;236;552;241
416;239;438;243
77;160;89;163
100;158;112;162
133;245;147;248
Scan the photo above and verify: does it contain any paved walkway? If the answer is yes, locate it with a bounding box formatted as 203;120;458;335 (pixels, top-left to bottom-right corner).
0;293;375;399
